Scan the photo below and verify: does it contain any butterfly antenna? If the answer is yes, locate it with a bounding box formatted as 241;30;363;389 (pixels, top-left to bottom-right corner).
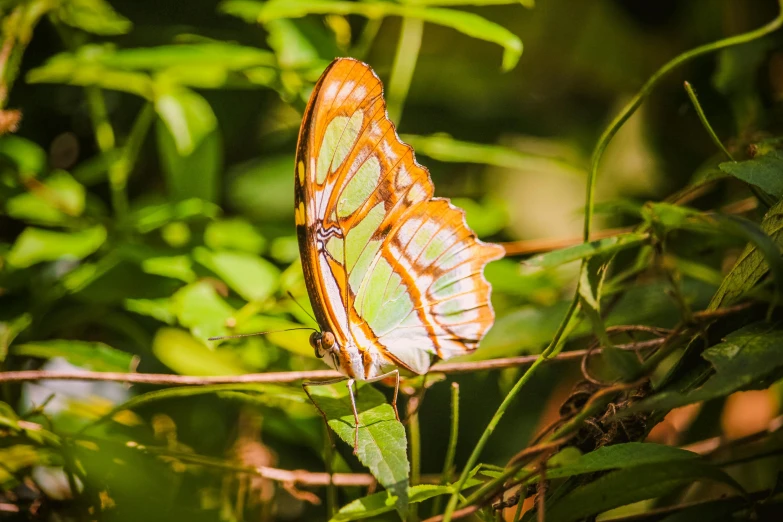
208;327;317;341
287;291;318;325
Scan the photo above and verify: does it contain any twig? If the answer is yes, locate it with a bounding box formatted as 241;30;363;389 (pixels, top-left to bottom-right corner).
501;228;632;256
0;346;656;385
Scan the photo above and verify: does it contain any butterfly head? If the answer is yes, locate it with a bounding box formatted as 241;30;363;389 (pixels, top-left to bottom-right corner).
310;331;338;360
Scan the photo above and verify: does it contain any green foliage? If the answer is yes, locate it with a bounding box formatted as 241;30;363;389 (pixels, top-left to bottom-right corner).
3;0;783;520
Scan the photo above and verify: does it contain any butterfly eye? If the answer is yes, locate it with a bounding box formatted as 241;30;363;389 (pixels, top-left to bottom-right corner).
322;331;336;349
309;332;324;358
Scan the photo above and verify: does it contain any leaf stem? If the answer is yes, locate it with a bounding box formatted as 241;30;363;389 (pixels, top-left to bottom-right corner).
386;17;424;125
683;81;734;162
409;404;422;522
431;382;460;517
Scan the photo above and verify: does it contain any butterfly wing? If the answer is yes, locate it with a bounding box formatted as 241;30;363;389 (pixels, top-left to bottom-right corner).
295;58;504;378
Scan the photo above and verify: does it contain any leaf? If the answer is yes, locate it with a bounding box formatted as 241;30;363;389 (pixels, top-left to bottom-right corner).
12;340;135;372
307;382;409;513
525;232;649;269
624;323;783;414
140;255;196;282
156;119;221;202
401;133;584;176
56;0;132;35
540;443;698;481
0;445;50;487
0;135;47;174
124;297;176;324
96;43;276;70
171;281;235;340
6;171;86;224
234;315;314;358
331;475;484;522
220;0;523;70
152;327;250;376
128;198;220;233
204;219;266;254
154;86;217;155
545;461;745;522
193;247;280;302
710;199;783;308
719;150;783;198
27;46;153;98
0;314;31;362
7;225;107;268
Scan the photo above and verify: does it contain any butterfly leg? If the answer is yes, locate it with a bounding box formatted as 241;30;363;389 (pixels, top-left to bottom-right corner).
365;369;400;422
302;377;348;450
346;378;360;454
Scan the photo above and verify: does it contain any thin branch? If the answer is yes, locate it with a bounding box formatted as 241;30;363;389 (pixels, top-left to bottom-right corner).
501;227;632;256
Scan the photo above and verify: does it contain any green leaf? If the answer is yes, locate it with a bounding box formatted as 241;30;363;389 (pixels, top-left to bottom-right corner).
227;155;295;222
140;255;196;283
545;461;744;522
401;133;584;176
525;232;649;269
0;135;47;174
12;340;135;372
6;171;86;225
154;86;217;155
541;443;698;481
56;0;132;35
719;150;783;198
96;43;276;70
27;46;153;98
156;119;221;202
193;247;280;302
221;0;523;70
625;323;783;414
124;298;176;324
171;281;235;340
0;445;49;487
7;225;107;268
710;199;783;308
204;219;266;254
0;313;32;363
331;485;449;522
307;382;409;513
152;327;249;376
128;198;220;233
235;316;314;358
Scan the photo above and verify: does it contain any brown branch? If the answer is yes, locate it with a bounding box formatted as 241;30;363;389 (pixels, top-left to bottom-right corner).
0;341;666;385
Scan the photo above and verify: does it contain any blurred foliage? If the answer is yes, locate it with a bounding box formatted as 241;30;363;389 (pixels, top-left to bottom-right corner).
2;0;783;521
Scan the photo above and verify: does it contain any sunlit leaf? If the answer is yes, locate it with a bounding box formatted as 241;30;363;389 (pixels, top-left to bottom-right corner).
331;485;450;522
6;171;86;224
128;198;220;233
124;297;176;324
97;43;276;70
0;135;47;175
0;313;32;363
204;219;266;254
307;382;409;513
152;327;249;376
157;119;221;202
140;255;196;282
221;0;523;70
155;86;217;156
12;340;135;372
56;0;132;35
171;281;235;340
7;225;106;268
193;247;280;302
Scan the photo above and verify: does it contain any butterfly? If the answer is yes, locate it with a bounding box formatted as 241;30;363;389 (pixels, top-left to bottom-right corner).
295;58;504;450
